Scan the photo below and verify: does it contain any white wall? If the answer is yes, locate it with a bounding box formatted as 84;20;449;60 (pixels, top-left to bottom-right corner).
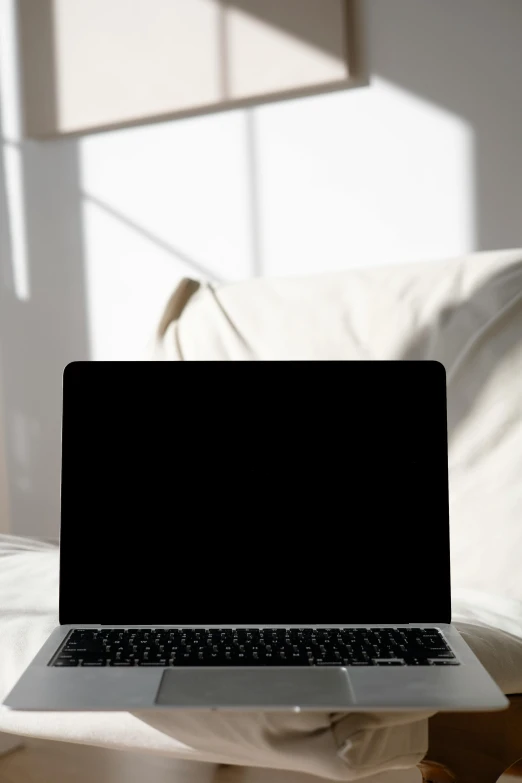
0;361;9;533
1;0;522;537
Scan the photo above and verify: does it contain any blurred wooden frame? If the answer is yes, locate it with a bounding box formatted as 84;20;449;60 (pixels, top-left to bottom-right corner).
17;0;365;139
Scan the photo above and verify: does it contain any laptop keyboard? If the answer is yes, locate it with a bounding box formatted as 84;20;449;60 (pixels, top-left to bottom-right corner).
51;627;458;667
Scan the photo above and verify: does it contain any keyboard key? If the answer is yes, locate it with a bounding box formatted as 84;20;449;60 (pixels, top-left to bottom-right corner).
51;628;458;668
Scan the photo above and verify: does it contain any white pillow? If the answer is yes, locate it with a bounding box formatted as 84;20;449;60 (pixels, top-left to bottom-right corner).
157;249;522;607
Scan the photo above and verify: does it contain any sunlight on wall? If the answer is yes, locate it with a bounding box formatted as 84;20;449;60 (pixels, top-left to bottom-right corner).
0;0;21;140
255;76;475;276
79;74;474;359
0;0;30;300
81;199;187;361
226;1;348;98
0;372;9;533
53;0;222;133
2;145;30;299
79;110;255;360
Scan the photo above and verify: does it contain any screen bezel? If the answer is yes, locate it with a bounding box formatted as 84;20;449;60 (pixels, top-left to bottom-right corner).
59;361;452;625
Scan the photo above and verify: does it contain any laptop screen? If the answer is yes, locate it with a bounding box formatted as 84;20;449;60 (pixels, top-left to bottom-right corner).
59;361;450;625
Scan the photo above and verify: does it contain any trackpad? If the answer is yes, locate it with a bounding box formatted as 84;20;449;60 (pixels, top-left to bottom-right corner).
156;668;355;709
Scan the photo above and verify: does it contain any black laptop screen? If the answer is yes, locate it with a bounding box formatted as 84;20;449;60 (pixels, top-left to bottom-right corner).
59;361;450;625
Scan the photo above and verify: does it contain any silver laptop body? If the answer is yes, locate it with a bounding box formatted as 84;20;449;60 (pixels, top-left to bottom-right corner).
4;361;508;712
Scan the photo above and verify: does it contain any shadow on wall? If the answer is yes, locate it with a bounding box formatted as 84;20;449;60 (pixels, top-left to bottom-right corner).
223;0;522;252
0;97;90;538
366;0;522;251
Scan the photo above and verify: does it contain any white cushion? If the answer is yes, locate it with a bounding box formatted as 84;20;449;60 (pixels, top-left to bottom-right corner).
157;248;522;607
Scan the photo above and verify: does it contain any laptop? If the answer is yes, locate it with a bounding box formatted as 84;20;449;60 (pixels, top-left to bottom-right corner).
4;360;507;711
